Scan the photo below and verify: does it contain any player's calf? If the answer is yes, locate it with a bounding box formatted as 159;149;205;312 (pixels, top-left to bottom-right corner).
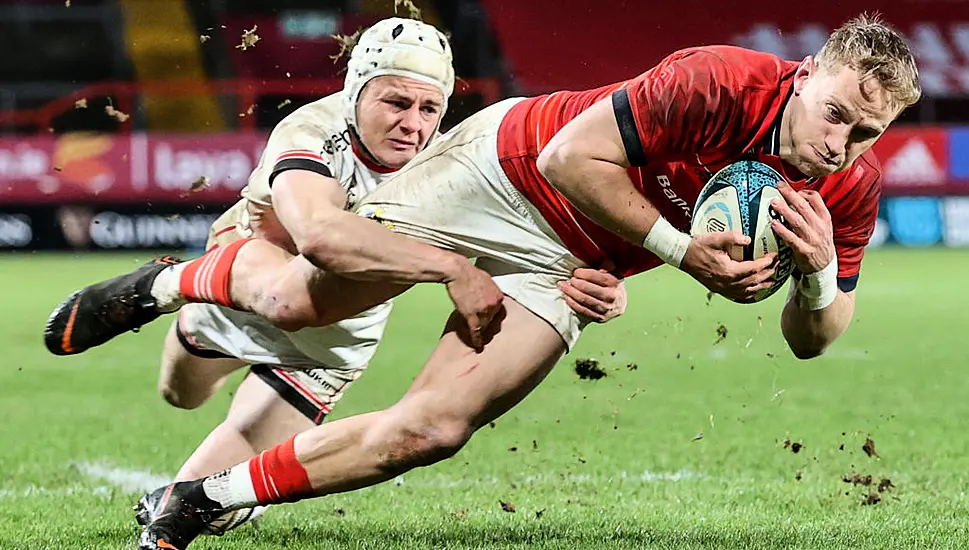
157;321;246;409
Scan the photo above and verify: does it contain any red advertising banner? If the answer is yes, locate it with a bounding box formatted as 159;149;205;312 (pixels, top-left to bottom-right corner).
482;0;969;95
0;133;266;204
871;127;950;191
0;126;966;206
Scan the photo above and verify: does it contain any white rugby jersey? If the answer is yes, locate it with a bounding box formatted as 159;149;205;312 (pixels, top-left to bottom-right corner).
243;91;397;211
213;91;405;371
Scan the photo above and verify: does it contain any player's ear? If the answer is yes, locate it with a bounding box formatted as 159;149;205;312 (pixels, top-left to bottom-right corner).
793;56;816;96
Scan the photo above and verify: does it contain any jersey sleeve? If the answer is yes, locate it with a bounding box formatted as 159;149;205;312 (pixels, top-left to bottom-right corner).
829;168;881;293
245;117;342;204
611;49;745;165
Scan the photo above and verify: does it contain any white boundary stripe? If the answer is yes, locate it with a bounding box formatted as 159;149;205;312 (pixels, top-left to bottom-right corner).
76;461;172;493
0;463;705;500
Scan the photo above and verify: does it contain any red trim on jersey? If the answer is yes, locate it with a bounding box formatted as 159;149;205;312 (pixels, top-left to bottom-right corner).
213;224;238;239
275;149;326;164
351;137;399;174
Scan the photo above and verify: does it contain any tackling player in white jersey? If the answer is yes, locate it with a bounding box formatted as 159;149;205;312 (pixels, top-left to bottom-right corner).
46;17;627;537
43;15;917;550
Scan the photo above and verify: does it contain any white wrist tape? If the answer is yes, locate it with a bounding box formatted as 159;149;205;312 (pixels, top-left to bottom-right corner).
642;216;691;268
796;259;838;311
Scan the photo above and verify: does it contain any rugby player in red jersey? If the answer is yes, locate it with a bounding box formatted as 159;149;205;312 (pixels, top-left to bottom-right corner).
47;15;919;549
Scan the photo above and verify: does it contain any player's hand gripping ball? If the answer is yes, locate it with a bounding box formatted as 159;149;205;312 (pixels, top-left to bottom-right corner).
690;160;796;303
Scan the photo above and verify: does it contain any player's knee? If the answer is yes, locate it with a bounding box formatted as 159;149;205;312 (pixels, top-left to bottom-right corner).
158;382;206;410
262;302;307;332
260;286;319;332
372;411;473;472
391;421;472;468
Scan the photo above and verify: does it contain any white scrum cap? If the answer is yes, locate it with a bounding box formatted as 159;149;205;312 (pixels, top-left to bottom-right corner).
343;17;455;131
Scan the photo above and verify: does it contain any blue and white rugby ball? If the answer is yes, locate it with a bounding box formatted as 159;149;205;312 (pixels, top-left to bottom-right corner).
690;160;795;303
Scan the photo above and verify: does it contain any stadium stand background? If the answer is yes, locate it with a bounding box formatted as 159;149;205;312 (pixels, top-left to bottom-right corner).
0;0;966;251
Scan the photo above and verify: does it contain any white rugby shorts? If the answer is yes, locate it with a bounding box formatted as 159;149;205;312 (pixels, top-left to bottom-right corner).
175;202;391;423
356;98;589;349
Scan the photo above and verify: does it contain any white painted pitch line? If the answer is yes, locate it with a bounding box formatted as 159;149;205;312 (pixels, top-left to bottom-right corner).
0;485;113;500
0;461;171;501
1;461;707;501
75;461;172;493
73;460;704;493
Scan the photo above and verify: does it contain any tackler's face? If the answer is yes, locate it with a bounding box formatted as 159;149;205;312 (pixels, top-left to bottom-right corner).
786;57;898;178
355;75;445;169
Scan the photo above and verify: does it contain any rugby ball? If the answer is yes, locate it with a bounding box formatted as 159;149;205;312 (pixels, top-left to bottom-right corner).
690;160;795;303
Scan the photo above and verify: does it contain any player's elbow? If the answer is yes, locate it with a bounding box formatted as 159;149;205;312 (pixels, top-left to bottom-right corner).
293;220;347;270
788;343;825;361
781;317;851;361
536;139;575;185
782;328;829;360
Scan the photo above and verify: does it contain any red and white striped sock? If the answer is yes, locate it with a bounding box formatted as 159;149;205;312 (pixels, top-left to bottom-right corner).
176;237;253;308
201;435;313;510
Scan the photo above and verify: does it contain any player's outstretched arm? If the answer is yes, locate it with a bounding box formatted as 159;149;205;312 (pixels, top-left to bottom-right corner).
536;97;775;303
771;183;854;359
272;169;472;284
272;169;504;347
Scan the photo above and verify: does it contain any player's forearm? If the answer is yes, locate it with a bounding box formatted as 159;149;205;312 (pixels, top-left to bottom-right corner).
780;287;854;360
273;169;473;286
298;209;472;285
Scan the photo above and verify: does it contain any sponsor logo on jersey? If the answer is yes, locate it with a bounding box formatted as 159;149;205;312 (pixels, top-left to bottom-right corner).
322;129;352;155
656;175;693;219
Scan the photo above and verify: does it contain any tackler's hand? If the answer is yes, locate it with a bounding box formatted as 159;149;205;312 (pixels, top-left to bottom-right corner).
559;268;627;323
445;263;505;350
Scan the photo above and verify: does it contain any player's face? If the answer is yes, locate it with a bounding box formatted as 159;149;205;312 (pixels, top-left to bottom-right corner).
785;58;898;178
355;76;445;168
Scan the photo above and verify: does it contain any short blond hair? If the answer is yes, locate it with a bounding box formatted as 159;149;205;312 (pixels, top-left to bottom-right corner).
815;13;921;110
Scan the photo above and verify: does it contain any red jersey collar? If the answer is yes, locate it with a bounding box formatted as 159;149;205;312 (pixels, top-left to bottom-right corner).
350;132;399;174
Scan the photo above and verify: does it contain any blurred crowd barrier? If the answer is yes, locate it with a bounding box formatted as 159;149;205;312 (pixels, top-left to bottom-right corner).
1;124;966;251
0;76;501;251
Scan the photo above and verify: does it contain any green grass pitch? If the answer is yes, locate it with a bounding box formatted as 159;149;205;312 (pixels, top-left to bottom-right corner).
1;248;968;549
